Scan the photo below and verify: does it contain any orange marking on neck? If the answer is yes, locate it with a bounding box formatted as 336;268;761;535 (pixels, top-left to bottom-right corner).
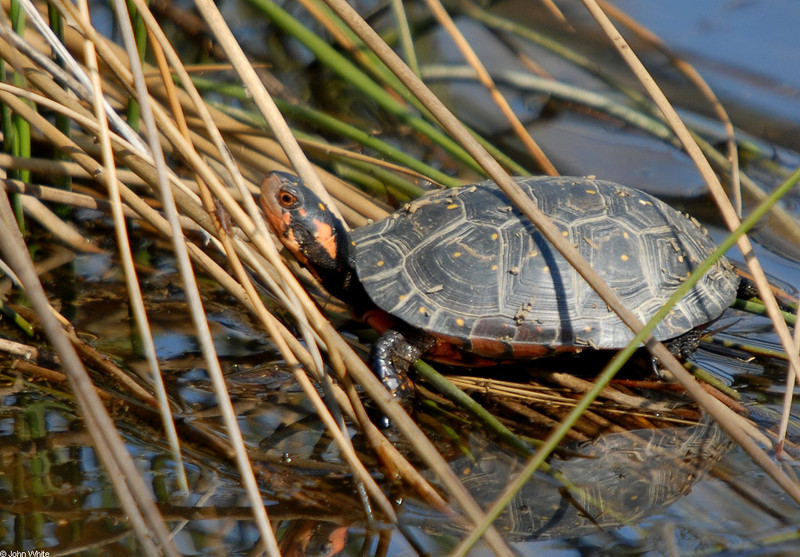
281;212;293;231
312;218;338;261
284;227;310;267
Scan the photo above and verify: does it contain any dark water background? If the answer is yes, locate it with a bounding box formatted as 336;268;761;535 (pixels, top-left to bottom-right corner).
1;0;800;555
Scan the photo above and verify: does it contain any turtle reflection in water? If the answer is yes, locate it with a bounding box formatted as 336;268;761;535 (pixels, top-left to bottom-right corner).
259;172;738;540
404;419;732;540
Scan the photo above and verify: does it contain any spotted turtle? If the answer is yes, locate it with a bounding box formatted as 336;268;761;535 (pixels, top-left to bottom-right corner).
260;172;739;398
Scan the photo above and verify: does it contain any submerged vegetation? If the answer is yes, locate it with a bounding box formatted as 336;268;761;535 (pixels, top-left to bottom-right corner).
0;0;799;555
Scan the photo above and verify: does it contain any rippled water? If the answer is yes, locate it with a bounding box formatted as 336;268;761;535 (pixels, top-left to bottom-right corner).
2;0;800;555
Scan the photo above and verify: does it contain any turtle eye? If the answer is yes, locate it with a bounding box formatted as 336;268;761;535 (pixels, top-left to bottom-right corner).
278;188;298;208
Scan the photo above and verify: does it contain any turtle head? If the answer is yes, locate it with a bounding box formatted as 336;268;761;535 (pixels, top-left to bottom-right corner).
260;171;356;301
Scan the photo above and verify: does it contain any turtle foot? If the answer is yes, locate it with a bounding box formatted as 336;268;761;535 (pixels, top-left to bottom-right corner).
369;329;419;405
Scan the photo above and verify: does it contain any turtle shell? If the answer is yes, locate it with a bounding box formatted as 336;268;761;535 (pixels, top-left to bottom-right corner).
351;177;739;358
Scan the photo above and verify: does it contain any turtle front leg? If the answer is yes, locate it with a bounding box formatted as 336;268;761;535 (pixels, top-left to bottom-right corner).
369;330;420;404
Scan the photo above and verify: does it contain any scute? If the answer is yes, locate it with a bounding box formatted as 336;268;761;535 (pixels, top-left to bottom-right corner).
351;177;739;356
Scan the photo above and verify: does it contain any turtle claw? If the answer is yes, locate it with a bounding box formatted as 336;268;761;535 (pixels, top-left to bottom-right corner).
369;330;418;405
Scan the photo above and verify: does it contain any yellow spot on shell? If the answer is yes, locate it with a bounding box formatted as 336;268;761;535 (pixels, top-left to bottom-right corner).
456;317;465;327
447;203;458;209
542;266;550;273
453;251;462;258
562;230;569;237
621;254;629;261
318;202;326;211
491;233;498;240
638;199;653;206
398;294;406;301
419;306;428;315
585;189;597;194
491;264;498;271
584;326;593;332
376;260;385;267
